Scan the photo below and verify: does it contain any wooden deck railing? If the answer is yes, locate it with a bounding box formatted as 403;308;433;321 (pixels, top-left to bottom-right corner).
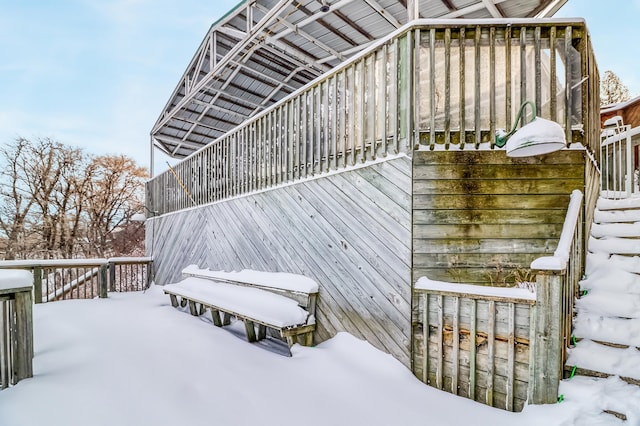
0;258;153;303
413;190;584;411
413;280;535;412
147;19;598;216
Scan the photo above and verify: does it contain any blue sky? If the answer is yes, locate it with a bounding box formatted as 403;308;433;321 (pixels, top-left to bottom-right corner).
1;0;639;174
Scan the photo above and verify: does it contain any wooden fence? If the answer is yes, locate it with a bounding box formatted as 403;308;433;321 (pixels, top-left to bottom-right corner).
413;283;534;411
0;258;153;303
412;190;584;411
147;19;598;216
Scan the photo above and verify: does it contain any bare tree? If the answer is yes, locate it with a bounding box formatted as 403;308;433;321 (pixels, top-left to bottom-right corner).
83;155;148;257
0;137;148;260
601;70;631;107
0;138;36;259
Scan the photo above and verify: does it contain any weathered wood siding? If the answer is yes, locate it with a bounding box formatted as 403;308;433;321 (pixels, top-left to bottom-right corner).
412;150;586;286
412;290;534;412
147;156;412;365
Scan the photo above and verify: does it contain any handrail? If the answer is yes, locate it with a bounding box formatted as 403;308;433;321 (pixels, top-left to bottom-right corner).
528;190;584;404
530;190;583;271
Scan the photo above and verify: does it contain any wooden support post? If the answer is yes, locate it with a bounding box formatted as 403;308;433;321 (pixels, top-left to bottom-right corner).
108;262;116;292
304;331;313;346
222;312;231;326
529;272;564;404
12;290;33;383
33;267;42;304
98;265;108;298
1;298;9;390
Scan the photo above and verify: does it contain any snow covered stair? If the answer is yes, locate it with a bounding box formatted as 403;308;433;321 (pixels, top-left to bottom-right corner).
565;197;640;421
164;266;318;351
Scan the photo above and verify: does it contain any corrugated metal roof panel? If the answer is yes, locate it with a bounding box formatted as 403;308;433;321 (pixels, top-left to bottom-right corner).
151;0;568;159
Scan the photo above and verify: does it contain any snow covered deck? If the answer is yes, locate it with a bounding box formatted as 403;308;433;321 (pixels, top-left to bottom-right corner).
0;287;638;425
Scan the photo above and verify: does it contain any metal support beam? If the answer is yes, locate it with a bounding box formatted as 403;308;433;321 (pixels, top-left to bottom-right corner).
363;0;401;28
482;0;503;18
152;0;294;134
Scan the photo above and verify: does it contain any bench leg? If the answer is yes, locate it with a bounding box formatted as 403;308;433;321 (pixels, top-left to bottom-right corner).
244;320;257;342
304;331;313;346
169;294;178;308
222;312;231;326
285;336;296;347
188;301;199;316
257;324;267;341
210;309;222;327
199;303;207;315
180;297;188;308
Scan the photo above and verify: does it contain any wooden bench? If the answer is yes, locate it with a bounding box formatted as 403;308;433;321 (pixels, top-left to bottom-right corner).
163;266;318;349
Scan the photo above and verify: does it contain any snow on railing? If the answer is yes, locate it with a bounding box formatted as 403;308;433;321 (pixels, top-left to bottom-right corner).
0;258;153;303
530;190;583;271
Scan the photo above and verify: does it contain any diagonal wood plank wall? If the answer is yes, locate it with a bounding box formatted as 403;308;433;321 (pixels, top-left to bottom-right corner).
147;156;413;365
412;150;586;286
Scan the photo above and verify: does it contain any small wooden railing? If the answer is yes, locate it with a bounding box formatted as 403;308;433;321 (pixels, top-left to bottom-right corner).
413;279;535;412
413;190;584;411
1;272;33;389
0;258;153;303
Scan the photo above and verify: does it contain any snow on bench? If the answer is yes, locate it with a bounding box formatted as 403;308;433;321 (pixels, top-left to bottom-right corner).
163;266;318;349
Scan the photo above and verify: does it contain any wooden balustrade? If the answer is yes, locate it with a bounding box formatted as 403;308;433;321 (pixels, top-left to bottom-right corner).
147;19;598;217
0;258;153;303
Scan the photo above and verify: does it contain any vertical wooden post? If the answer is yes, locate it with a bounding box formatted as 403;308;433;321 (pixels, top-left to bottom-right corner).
108;262;116;292
1;298;9;389
98;265;108;298
529;272;564;404
33;266;42;304
13;289;33;384
147;261;154;290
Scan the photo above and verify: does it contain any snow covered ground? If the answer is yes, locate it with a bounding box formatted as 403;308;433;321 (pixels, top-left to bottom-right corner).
0;285;635;426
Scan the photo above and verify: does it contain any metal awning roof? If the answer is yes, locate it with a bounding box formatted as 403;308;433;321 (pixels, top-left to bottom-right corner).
151;0;567;159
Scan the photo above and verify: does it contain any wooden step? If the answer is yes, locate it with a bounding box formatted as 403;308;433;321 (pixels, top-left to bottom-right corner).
560;374;640;422
603;409;627;421
609;254;640;274
572;335;640;351
597;197;640;211
588;236;640;255
567;339;640;381
564;365;640;387
591;222;640;238
581;265;640;295
575;290;640;319
595;208;640;223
